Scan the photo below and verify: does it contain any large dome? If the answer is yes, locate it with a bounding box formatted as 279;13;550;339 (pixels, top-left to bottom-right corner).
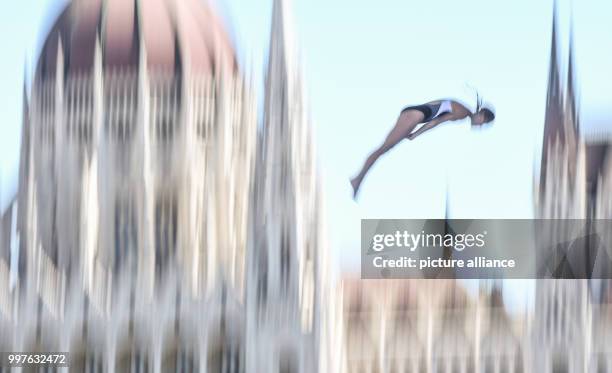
36;0;237;80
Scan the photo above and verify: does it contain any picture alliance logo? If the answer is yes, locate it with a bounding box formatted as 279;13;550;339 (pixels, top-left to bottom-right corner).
371;230;488;252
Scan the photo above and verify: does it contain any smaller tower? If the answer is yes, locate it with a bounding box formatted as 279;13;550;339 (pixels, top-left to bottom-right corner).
246;0;325;371
534;5;590;373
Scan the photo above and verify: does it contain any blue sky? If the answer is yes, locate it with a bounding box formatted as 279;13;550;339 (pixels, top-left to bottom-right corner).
1;0;611;311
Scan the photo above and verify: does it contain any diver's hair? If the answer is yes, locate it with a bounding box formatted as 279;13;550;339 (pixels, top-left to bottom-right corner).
474;91;495;123
480;107;495;123
475;91;483;113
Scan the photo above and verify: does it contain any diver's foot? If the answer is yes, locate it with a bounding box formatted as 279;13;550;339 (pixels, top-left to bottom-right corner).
350;177;361;199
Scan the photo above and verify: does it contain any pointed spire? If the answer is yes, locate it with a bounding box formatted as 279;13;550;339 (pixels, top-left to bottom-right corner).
263;0;300;149
546;2;561;106
266;0;296;96
540;1;565;195
22;62;29;122
269;0;295;62
19;59;30;169
23;60;29;108
255;0;323;312
17;58;31;222
565;15;579;131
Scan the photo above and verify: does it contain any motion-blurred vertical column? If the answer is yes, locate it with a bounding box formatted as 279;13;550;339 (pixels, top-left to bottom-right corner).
137;32;155;299
246;0;327;371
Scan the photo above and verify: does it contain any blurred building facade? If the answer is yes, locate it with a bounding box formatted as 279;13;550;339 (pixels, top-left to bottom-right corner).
332;279;527;373
0;0;330;372
532;10;588;373
533;7;612;373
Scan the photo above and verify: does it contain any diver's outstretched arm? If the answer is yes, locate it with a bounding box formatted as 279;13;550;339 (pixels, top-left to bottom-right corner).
407;113;453;140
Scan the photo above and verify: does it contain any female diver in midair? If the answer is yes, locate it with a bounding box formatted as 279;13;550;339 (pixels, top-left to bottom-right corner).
350;94;495;198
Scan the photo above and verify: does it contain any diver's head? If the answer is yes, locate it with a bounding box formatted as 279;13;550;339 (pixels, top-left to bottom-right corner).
471;108;495;126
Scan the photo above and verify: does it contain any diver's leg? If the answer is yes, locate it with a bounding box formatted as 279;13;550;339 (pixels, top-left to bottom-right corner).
350;110;424;198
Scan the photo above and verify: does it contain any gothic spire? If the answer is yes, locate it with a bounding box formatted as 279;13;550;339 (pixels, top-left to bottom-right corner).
546;4;562;107
540;3;565;194
267;0;296;80
253;0;320;311
565;17;579;132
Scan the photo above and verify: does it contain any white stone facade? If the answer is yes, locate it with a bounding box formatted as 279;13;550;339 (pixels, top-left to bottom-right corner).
333;280;528;373
0;0;328;372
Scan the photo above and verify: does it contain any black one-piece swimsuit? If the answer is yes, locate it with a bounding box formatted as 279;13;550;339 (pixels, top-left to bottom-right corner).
401;102;449;123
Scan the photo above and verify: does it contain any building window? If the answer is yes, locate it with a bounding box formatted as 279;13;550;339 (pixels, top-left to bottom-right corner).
131;351;149;373
176;349;196;373
597;355;607;373
65;77;94;144
515;353;523;373
196;97;215;141
105;104;136;143
77;120;93;143
156;116;175;141
207;338;242;373
105;76;137;143
116;349;150;373
257;249;268;311
116;118;135;142
435;359;446;373
155;196;178;274
151;79;180;142
300;259;314;332
66;116;93;143
86;354;104;373
194;79;216;141
162;346;197;373
114;198;138;273
279;353;297;373
73;350;104;373
280;231;290;293
419;356;427;373
481;356;495;373
37;81;56;147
